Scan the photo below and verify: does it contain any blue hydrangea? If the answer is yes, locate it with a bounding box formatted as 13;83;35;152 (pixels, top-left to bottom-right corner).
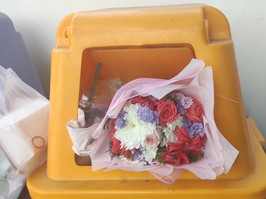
183;116;192;129
133;149;143;161
116;111;127;128
138;106;159;125
176;101;185;115
189;122;205;137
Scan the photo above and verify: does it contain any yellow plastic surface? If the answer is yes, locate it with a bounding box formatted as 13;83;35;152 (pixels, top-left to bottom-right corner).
27;118;266;199
27;4;266;198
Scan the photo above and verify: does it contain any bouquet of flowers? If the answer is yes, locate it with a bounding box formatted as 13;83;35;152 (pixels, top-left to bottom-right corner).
109;92;207;167
67;59;239;184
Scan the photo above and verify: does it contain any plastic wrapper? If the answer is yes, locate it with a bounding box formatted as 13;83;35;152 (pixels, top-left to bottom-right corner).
0;148;25;199
68;78;124;157
67;59;239;184
0;65;49;176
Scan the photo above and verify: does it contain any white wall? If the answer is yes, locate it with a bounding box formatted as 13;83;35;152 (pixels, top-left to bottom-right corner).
1;0;266;143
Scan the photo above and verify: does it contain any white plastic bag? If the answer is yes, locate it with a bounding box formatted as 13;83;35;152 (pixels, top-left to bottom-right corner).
0;65;49;176
0;148;25;199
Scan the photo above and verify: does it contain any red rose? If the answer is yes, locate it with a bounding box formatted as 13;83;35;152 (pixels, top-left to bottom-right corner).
189;135;207;155
185;99;204;122
156;99;179;126
109;128;121;155
111;139;121;155
174;128;191;144
161;152;180;166
165;128;207;165
162;150;190;166
167;129;191;155
131;96;157;110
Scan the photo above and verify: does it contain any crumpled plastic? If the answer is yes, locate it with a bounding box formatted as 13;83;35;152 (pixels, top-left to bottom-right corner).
67;78;124;156
0;148;25;199
0;65;49;176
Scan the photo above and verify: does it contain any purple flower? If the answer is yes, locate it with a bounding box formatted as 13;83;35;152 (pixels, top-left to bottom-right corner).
183;116;192;129
189;122;205;137
138;106;159;125
116;111;127;128
133;149;143;161
176;101;185;115
181;96;193;109
172;92;184;101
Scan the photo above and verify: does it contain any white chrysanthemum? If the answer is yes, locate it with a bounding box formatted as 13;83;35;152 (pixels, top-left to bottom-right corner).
143;149;157;164
160;130;177;147
114;104;156;150
160;116;183;146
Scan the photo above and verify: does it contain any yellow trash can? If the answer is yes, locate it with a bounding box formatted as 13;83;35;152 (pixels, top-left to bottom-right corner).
27;4;266;198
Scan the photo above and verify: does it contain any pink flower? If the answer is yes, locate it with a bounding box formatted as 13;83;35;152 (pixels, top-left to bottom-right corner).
156;99;179;126
184;99;204;123
144;131;161;150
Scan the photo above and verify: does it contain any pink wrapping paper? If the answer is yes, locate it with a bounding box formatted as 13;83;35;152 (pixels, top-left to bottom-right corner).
67;59;239;183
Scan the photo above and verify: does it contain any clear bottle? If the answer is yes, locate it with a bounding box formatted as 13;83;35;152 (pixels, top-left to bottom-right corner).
78;94;94;128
